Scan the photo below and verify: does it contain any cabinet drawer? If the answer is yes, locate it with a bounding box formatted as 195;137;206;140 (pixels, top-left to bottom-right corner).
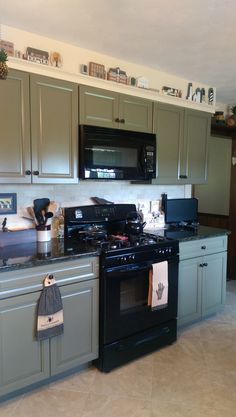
0;256;99;299
179;236;228;260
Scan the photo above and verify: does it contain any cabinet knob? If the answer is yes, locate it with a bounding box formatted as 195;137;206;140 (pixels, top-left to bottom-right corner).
25;170;31;175
179;175;188;179
115;118;120;123
203;262;208;267
199;263;204;267
201;245;206;250
33;170;39;175
120;118;125;124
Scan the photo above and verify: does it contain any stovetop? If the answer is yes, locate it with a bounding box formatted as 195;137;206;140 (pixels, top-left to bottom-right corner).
65;231;179;259
64;204;179;259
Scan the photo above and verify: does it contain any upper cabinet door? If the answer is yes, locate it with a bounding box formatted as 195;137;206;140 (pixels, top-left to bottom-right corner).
30;75;78;184
79;85;119;128
119;94;153;133
0;69;31;183
181;109;210;184
79;86;153;132
152;102;184;184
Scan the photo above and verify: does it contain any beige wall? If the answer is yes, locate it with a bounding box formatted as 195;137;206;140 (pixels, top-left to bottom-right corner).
3;24;216;112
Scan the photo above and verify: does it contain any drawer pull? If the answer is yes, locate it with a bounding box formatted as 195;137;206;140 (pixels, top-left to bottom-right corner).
201;245;206;250
115;118;120;123
179;175;188;179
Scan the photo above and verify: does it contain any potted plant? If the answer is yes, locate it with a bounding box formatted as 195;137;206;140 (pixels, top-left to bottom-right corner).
0;48;8;80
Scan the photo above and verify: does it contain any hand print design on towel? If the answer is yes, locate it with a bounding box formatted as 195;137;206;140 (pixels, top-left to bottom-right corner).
156;282;165;300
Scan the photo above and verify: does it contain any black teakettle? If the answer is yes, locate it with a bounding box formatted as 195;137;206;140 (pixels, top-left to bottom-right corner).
124;211;146;235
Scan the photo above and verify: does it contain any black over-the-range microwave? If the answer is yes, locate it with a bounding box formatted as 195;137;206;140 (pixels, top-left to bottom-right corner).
79;125;156;180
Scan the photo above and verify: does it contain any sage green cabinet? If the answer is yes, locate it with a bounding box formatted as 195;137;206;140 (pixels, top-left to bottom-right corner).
178;257;202;325
0;291;50;397
0;69;31;183
181;109;210;184
153;103;211;184
30;74;78;183
50;278;99;376
79;85;153;133
0;257;99;399
178;236;227;327
0;70;78;184
153;102;184;183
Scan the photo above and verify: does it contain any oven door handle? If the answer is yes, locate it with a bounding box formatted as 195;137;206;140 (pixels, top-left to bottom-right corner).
106;263;151;274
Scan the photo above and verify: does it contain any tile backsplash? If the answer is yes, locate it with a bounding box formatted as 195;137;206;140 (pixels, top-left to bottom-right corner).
0;182;191;229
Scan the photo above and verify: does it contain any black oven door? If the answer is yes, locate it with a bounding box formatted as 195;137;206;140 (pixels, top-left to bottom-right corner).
101;258;178;345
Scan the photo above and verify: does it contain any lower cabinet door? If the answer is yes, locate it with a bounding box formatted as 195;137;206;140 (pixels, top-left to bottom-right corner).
50;279;99;376
0;292;49;397
202;252;227;317
178;257;202;327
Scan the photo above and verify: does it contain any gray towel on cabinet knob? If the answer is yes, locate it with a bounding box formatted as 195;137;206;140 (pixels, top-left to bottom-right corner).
36;274;64;340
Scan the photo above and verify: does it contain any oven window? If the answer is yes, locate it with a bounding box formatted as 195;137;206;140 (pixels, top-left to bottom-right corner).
120;275;149;314
86;146;138;168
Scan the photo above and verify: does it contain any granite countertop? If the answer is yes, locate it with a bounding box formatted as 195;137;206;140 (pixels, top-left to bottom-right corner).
0;225;230;272
0;238;99;272
145;224;230;242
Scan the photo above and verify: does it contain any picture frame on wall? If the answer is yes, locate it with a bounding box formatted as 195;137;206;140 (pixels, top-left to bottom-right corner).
0;193;17;214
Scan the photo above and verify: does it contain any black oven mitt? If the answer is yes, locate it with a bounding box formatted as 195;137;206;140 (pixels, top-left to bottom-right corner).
36;274;64;340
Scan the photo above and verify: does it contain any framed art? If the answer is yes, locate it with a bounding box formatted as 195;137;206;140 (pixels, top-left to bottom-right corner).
0;193;17;214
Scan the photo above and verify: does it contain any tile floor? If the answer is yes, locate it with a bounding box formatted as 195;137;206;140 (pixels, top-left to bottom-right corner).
1;281;236;417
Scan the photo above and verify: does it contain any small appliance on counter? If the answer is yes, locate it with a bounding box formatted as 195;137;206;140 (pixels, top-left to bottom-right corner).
164;197;198;228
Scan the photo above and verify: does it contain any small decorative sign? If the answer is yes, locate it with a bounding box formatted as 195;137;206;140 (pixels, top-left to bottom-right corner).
0;40;14;57
0;193;17;214
26;47;49;65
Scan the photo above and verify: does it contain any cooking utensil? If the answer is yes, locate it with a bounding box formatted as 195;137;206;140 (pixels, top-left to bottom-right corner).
33;198;50;225
27;206;39;225
44;211;53;225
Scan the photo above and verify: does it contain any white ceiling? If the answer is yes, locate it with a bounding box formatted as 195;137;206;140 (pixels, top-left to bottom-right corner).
1;0;236;105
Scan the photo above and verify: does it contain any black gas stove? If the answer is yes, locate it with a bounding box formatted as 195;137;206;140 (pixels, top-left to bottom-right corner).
64;203;178;254
64;204;179;372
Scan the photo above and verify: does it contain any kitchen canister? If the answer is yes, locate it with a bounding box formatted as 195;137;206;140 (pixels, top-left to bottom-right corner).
36;225;51;242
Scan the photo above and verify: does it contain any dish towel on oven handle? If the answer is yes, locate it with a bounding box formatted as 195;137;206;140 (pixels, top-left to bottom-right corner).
36;274;64;340
148;261;168;310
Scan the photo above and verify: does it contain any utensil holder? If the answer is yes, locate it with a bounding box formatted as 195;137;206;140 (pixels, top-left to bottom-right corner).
37;240;52;258
36;225;51;242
